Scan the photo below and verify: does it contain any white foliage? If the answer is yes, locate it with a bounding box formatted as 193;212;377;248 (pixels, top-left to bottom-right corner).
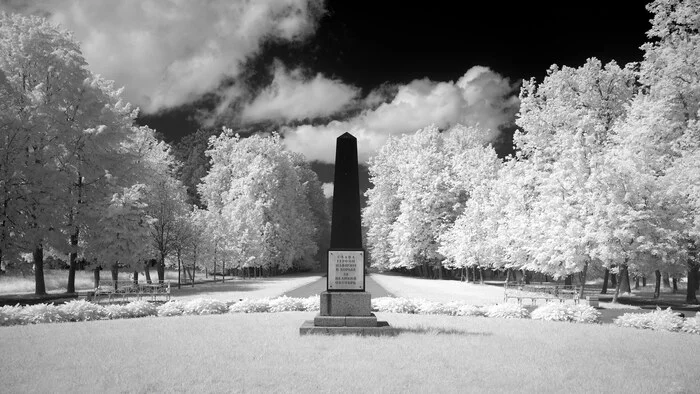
681;315;700;335
267;296;305;312
183;298;228;315
228;298;272;313
157;301;187;317
614;307;685;332
0;305;24;326
484;303;529;319
57;300;106;321
20;303;67;324
530;303;600;323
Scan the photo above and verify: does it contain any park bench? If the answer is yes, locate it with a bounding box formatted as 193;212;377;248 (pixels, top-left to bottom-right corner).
504;282;580;305
93;280;171;303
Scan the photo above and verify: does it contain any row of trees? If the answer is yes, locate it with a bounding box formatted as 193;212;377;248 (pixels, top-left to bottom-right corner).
363;0;700;302
0;13;329;294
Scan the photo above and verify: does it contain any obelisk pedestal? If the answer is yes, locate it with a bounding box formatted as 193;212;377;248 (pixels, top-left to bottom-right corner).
299;133;396;336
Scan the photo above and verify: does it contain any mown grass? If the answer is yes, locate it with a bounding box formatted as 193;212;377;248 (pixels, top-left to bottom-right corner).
0;270;182;294
1;312;698;393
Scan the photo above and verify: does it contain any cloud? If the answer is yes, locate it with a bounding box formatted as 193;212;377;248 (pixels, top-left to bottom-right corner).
322;182;334;198
2;0;325;113
240;63;359;123
281;66;520;163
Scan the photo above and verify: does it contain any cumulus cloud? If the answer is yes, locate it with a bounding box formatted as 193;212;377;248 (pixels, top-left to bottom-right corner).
2;0;325;113
282;66;520;163
240;63;359;123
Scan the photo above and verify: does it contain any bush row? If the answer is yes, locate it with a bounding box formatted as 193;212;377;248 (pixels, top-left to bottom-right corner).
614;307;700;334
7;297;699;334
1;296;607;327
371;297;598;322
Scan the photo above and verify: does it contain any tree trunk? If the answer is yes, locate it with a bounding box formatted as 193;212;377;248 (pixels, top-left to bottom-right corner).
93;268;100;288
522;269;530;285
479;268;485;285
610;273;617;287
619;265;631;294
601;268;609;294
662;272;671;289
222;259;226;283
642;276;647;287
579;261;588;299
191;264;196;287
144;260;152;284
634;276;640;290
33;245;46;295
177;251;181;290
133;271;139;284
612;266;625;303
654;270;661;299
67;226;79;293
438;262;443;280
672;277;678;293
111;263;118;290
564;274;572;286
158;254;165;283
687;264;699;304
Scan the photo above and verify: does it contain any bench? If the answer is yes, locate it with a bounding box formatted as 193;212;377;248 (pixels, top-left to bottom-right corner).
504;283;580;305
93;280;171;303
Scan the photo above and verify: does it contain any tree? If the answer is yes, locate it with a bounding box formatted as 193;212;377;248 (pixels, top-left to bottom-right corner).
198;130;319;273
514;58;636;295
83;185;154;286
364;124;498;277
0;13;142;294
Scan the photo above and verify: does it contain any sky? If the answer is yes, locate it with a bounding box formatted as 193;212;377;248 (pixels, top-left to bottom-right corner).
1;0;653;191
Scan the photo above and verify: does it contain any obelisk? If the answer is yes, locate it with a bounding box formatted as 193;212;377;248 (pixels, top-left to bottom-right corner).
300;132;396;336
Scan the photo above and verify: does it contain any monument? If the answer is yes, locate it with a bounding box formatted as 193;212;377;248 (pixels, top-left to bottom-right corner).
300;132;396;336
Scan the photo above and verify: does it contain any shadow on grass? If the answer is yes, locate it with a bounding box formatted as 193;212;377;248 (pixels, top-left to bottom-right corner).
396;325;492;337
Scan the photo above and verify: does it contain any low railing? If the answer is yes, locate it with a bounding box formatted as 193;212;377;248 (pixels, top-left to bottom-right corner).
504;282;580;305
91;280;170;303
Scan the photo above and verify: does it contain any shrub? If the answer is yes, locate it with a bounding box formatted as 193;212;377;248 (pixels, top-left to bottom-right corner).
484;303;529;319
123;301;158;318
372;297;419;314
455;304;486;317
416;300;453;315
531;303;600;323
58;300;106;321
157;300;186;317
268;296;304;312
300;295;319;311
0;304;25;326
614;307;684;332
184;298;228;315
681;315;700;335
20;303;67;324
103;304;132;320
228;298;271;313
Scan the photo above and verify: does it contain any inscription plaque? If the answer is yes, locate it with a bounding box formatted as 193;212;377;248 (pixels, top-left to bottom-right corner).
328;250;365;291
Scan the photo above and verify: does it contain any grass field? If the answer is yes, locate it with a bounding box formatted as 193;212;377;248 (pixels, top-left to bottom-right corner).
1;312;699;393
0;270;319;301
0;269;182;295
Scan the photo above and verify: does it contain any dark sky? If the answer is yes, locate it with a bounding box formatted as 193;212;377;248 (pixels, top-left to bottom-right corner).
139;1;652;144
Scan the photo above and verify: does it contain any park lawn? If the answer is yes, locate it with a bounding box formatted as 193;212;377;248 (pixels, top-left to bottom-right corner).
0;269;182;295
0;270;320;301
371;272;511;304
1;312;698;393
170;273;321;302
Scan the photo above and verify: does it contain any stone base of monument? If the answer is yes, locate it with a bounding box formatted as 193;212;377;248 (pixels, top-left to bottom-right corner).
299;291;397;336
